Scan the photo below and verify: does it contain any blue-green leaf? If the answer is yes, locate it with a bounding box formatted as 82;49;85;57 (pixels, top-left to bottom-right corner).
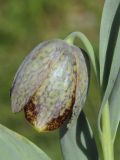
109;69;120;141
99;0;120;85
0;124;51;160
60;112;98;160
98;0;120;135
114;124;120;160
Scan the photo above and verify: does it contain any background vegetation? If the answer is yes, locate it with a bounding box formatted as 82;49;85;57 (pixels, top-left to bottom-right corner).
0;1;106;160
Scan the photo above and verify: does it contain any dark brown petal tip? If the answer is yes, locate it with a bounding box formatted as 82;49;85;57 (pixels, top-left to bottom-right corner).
24;99;37;126
45;108;72;131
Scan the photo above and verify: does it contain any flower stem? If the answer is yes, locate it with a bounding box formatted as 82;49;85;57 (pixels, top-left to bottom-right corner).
64;31;97;77
100;101;114;160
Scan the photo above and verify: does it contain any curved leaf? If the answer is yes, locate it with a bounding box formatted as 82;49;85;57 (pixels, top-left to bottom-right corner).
98;0;120;134
60;112;98;160
99;0;120;85
0;124;51;160
109;69;120;141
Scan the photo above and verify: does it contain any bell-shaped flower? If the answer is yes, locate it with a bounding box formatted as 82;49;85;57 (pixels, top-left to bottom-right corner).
11;39;89;131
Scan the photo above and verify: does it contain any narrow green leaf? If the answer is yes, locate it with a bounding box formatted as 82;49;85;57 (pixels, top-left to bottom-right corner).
101;16;120;97
109;69;120;141
98;1;120;134
99;0;120;85
60;112;98;160
99;28;120;114
114;124;120;160
0;124;51;160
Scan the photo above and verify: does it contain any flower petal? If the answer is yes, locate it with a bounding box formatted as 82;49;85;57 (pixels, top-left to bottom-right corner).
68;46;89;127
11;40;71;113
24;50;77;131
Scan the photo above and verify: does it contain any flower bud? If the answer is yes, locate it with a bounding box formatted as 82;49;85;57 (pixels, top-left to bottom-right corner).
11;39;89;131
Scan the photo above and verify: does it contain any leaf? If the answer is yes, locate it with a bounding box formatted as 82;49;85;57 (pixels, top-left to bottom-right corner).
99;0;120;85
0;124;51;160
98;0;120;134
109;69;120;141
114;124;120;160
60;112;98;160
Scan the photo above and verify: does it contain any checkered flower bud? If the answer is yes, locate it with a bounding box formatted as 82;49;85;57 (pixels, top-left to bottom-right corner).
11;39;89;131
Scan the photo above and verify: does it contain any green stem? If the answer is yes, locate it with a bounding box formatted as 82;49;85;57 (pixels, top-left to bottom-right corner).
64;31;98;77
100;101;114;160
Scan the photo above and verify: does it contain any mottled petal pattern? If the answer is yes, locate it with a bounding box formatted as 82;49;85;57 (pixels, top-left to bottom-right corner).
68;47;89;127
11;39;89;131
11;40;70;112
